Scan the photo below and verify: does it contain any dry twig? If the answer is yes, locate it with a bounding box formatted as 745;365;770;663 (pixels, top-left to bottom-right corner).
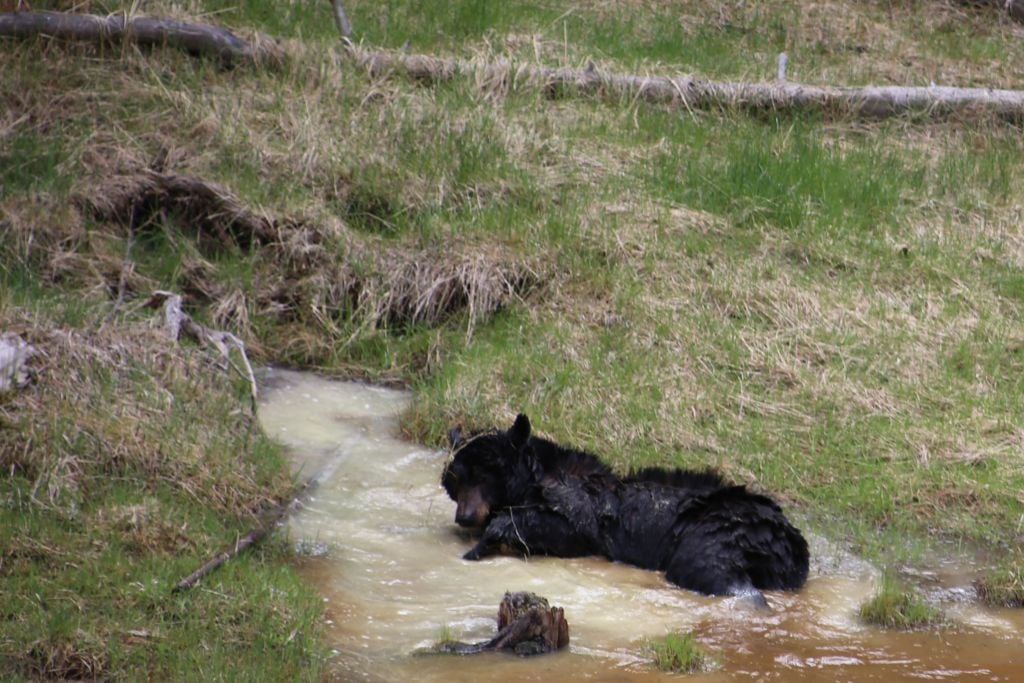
172;477;314;592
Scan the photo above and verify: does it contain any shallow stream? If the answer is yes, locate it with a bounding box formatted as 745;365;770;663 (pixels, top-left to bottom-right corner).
259;368;1024;682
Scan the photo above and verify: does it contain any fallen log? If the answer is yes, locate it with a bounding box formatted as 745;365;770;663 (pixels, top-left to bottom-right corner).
960;0;1024;24
351;46;1024;121
330;0;353;40
0;11;282;65
436;592;570;656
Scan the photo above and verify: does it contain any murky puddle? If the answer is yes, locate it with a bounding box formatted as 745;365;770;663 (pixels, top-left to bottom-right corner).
258;368;1024;682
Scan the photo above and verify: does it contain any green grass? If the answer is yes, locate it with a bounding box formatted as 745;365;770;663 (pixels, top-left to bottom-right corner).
648;631;711;674
1;492;324;680
859;576;945;630
433;624;458;648
0;131;73;199
0;299;326;680
975;556;1024;608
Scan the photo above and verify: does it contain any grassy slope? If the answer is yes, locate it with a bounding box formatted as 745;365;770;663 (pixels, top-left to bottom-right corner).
4;0;1024;677
0;302;326;679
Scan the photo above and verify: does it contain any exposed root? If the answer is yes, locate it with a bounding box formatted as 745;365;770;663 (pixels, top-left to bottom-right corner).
960;0;1024;24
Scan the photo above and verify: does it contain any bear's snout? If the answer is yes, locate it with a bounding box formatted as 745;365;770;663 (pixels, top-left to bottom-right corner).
455;486;490;528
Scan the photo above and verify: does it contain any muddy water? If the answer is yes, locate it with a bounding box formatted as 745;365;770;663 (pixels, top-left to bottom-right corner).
259;369;1024;682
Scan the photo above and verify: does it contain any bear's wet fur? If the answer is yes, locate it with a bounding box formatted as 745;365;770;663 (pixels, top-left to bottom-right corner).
441;414;809;605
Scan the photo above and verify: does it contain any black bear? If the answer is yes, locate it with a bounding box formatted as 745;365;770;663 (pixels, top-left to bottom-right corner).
441;414;809;606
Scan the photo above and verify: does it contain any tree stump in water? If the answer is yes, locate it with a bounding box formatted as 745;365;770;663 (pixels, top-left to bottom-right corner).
438;592;569;656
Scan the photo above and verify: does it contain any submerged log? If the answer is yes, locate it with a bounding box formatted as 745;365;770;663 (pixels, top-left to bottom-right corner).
437;592;569;656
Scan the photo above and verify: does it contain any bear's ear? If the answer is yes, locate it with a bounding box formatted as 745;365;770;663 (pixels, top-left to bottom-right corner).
509;413;531;448
448;426;465;449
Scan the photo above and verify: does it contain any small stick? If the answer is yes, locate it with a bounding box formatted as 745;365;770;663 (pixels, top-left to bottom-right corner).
172;522;275;593
172;477;314;593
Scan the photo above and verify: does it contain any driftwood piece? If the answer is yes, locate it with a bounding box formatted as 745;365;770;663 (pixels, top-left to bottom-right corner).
350;46;1024;121
437;592;569;656
145;291;258;412
0;333;38;391
0;11;283;65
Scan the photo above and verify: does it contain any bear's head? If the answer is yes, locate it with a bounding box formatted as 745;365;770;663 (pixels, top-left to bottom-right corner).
441;413;540;529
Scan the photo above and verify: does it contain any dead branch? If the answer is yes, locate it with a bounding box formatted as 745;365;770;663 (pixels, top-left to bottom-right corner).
145;291;258;413
171;521;272;593
350;46;1024;121
172;477;314;593
0;10;283;65
330;0;352;40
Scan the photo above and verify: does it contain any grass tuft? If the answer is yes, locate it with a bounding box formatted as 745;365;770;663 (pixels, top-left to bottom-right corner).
975;556;1024;608
434;624;458;648
647;631;711;674
858;575;945;629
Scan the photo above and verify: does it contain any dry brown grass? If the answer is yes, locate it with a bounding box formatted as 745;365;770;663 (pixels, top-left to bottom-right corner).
0;306;288;517
5;161;543;366
26;635;109;682
93;498;199;555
